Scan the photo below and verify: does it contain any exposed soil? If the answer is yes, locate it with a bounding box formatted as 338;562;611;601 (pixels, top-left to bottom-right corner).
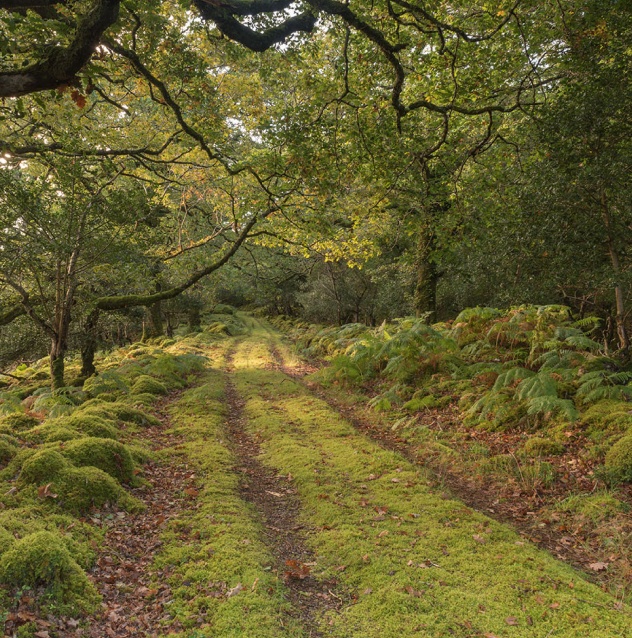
223;347;342;638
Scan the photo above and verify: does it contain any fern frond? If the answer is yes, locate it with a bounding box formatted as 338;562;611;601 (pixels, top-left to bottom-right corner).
517;371;558;400
526;396;579;422
493;367;535;391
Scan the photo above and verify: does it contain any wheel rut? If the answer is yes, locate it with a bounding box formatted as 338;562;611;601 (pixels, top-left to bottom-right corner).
223;344;340;638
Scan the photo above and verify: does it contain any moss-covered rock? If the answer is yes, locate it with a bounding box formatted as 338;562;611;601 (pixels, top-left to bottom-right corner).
131;375;168;396
20;449;70;485
61;437;135;483
604;434;632;481
0;530;99;611
0;413;39;432
524;437;565;457
581;400;632;438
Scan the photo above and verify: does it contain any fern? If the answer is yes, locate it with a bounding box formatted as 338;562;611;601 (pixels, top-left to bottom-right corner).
493;367;535;391
516;371;558;401
526;396;579;422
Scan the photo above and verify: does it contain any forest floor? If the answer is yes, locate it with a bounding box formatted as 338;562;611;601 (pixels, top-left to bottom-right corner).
65;316;632;637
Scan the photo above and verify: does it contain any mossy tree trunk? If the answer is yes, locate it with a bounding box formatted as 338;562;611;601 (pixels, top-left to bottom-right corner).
80;309;100;378
188;306;202;332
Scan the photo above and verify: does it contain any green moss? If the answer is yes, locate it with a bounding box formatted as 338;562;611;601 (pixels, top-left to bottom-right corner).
125;392;158;407
83;371;129;397
0;526;15;555
20;449;70;485
55;466;140;515
23;423;83;443
0;413;39;432
0;439;17;465
581;400;632;442
604;434;632;481
131;375;168;396
61;437;136;483
105;402;161;427
62;414;119;439
524;437;565;457
0;531;99;612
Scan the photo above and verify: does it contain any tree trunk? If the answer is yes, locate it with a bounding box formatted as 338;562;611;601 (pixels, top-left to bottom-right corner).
49;339;66;390
601;189;629;352
188;306;202;332
146;300;164;338
80;309;100;377
413;224;438;323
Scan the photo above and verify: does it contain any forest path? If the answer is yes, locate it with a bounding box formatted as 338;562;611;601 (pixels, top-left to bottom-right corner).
88;317;630;637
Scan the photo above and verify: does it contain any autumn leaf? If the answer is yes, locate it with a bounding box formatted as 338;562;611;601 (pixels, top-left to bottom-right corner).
37;483;58;499
589;562;609;572
284;560;310;580
505;617;518;626
184;487;199;498
70;90;87;109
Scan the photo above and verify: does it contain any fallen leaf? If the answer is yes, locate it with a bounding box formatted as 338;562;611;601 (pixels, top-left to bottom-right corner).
226;583;243;598
184;487;199;498
589;562;609;572
505;617;518;626
37;483;58;499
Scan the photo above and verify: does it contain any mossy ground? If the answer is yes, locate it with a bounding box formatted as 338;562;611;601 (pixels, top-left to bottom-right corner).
148;317;630;637
1;314;630;636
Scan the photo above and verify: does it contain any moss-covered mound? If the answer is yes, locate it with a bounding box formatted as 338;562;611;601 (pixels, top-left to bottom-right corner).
79;403;160;428
56;466;130;514
126;392;158;406
61;437;135;483
62;414;119;439
24;423;83;443
604;434;632;481
131;375;168;396
524;437;565;457
0;531;99;611
0;413;39;433
20;449;69;485
83;371;129;398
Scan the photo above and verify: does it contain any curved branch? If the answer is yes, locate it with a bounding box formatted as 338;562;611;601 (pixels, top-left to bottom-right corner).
0;0;120;98
95;210;268;311
0;304;26;327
